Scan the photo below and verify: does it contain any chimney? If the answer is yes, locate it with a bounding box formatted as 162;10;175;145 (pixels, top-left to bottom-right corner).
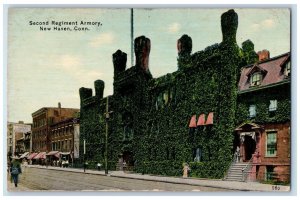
257;50;270;61
58;102;61;108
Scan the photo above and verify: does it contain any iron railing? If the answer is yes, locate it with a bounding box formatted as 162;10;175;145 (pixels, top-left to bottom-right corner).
223;154;237;180
241;156;253;182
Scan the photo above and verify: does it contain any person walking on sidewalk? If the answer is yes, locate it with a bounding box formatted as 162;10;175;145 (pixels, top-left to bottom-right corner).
97;162;102;171
10;156;22;187
182;163;190;178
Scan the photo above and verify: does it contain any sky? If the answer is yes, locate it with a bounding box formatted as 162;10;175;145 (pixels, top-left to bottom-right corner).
6;8;290;123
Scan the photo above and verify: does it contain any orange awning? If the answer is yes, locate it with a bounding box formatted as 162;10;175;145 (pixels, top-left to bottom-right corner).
189;115;197;128
197;114;205;126
205;112;214;125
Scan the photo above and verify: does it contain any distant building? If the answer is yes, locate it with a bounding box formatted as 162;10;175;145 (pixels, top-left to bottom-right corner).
235;51;291;182
7;121;31;158
49;118;80;163
31;103;79;153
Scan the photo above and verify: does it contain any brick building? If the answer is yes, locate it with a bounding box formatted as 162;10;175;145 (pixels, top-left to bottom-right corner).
31;103;79;153
234;51;291;182
48;118;80;163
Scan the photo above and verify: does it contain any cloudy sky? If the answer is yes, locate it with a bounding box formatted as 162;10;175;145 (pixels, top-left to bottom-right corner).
7;8;290;123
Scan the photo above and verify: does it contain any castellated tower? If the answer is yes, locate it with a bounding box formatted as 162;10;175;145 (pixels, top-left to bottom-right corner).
134;36;151;74
113;50;127;76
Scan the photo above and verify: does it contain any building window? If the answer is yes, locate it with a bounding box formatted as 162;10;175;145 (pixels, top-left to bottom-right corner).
249;105;256;118
269;100;277;112
156;93;164;110
54;110;59;117
250;72;262;86
284;61;291;77
266;131;277;157
266;166;275;181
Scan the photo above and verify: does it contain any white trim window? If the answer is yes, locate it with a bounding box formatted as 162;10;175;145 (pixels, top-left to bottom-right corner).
284;61;291;77
249;105;256;118
250;72;262;86
266;131;277;157
269;100;278;112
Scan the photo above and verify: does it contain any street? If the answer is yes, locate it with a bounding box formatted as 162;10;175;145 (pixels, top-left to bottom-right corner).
6;166;236;192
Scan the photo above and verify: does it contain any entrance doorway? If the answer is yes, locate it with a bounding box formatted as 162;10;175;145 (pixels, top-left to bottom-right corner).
122;151;134;171
244;135;256;161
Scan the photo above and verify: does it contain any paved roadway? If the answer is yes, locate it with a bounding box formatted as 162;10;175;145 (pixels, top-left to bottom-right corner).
6;166;236;192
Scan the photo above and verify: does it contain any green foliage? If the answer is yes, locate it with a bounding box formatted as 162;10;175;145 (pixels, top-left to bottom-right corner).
236;84;291;124
78;10;250;179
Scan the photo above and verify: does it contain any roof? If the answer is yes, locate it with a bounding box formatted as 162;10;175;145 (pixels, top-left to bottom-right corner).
238;52;290;92
32;107;79;117
50;117;80;127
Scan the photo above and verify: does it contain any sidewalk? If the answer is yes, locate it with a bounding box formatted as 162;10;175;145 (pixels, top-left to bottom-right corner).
25;165;290;192
6;172;32;192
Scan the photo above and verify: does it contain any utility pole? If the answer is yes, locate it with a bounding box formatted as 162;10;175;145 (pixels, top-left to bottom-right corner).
83;139;86;172
131;8;134;67
104;96;113;175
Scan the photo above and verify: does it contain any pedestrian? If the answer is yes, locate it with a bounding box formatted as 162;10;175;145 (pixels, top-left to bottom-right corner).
182;162;190;178
10;156;22;187
97;162;102;171
123;161;127;171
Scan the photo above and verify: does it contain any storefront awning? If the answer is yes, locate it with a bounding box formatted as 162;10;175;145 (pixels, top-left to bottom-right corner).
27;153;38;160
189;115;197;128
46;151;60;158
60;152;71;155
33;152;46;159
197;114;205;126
19;152;29;159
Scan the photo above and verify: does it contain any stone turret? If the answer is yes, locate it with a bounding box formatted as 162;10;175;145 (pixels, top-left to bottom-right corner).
241;40;259;65
113;50;127;75
177;34;192;70
79;87;92;102
134;36;151;73
94;80;105;98
221;9;238;44
177;34;192;57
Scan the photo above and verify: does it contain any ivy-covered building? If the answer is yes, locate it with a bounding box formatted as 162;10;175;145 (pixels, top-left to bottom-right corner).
78;9;290;181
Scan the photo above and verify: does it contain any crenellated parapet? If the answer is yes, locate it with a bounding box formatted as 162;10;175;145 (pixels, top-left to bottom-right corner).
79;80;105;107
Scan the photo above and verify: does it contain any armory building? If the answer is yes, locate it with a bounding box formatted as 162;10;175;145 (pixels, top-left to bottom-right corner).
78;9;290;183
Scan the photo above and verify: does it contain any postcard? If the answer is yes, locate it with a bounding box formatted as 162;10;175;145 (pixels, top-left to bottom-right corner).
5;6;291;193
